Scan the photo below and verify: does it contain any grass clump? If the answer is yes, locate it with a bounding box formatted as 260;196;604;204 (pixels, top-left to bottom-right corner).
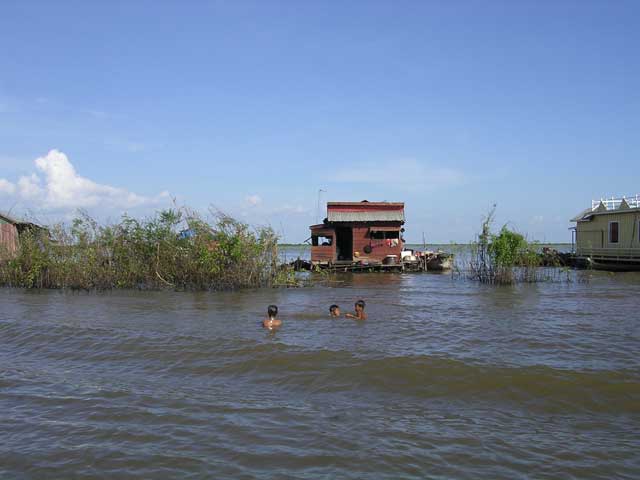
0;209;294;291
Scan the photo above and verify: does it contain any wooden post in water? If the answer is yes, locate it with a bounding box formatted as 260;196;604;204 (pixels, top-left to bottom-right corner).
422;232;427;271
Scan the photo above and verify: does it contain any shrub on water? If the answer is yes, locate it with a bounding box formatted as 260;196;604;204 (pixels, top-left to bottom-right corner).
469;206;545;285
489;227;527;268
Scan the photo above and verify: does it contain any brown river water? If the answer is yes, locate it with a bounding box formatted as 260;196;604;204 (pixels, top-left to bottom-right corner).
1;269;639;479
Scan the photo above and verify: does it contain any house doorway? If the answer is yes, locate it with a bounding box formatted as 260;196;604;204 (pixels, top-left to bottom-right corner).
335;227;353;261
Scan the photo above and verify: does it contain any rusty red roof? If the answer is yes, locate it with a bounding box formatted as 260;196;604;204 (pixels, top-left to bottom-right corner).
322;201;405;223
327;202;404;208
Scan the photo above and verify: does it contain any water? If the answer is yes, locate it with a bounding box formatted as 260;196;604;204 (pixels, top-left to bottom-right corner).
1;270;639;479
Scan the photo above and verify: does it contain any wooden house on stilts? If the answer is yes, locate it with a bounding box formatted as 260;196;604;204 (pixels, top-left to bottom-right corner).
310;201;406;268
571;195;640;270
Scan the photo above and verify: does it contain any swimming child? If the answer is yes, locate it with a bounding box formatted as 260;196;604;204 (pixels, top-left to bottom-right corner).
262;305;282;330
329;304;341;317
345;300;367;320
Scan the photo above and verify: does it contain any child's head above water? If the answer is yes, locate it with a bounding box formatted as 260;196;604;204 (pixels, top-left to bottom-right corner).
329;304;341;317
267;304;278;319
345;299;367;320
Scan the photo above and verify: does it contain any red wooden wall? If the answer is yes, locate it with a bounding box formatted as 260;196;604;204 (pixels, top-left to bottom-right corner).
311;245;335;262
0;223;19;256
352;226;403;262
311;223;404;264
310;227;336;263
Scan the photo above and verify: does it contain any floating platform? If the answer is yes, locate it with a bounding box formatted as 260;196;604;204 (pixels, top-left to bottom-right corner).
538;248;640;271
292;252;454;273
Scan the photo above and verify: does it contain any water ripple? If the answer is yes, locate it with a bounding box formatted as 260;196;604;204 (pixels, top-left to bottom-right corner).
1;274;639;479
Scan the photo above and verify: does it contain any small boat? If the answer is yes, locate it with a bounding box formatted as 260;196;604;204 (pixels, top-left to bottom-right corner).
402;249;454;272
425;251;453;271
401;250;422;272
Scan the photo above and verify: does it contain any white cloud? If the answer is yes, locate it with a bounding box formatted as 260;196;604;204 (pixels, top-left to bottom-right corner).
17;174;41;198
0;149;169;211
245;194;262;207
0;178;16;194
332;158;466;191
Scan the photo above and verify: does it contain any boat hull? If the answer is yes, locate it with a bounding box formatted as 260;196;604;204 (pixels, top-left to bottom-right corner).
426;254;453;271
586;258;640;272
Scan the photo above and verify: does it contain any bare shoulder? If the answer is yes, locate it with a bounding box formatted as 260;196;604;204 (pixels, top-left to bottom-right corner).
263;318;282;329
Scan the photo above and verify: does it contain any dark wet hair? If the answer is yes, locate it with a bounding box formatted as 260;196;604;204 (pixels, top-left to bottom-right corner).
329;304;339;313
267;305;278;318
355;300;365;309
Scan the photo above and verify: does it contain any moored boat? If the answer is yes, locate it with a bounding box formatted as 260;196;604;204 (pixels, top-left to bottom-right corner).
426;252;453;271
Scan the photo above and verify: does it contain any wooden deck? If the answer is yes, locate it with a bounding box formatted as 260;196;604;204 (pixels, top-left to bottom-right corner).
576;247;640;262
310;255;452;273
317;261;405;273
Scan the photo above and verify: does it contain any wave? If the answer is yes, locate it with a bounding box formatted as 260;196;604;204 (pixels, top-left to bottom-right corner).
2;319;638;416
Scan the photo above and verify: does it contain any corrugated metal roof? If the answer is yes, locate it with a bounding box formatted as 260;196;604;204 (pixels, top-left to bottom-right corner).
327;210;405;222
328;202;404;207
0;212;21;225
571;206;640;222
570;208;593;222
0;212;45;229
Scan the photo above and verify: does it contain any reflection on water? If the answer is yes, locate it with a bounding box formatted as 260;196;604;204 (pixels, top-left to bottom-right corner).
1;270;639;479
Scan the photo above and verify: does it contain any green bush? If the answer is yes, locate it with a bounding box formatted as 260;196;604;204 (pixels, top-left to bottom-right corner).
0;209;291;291
469;207;543;284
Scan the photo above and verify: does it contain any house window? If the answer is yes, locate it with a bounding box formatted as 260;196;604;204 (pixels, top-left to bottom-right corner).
370;230;399;240
312;235;333;247
609;221;619;244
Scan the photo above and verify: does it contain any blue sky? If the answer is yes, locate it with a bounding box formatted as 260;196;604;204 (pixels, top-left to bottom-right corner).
1;1;638;242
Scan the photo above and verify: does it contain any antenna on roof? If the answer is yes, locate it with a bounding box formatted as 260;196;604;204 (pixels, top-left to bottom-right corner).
316;189;326;224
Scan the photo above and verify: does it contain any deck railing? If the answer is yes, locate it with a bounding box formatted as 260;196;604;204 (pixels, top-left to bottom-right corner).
592;194;640;211
576;247;640;261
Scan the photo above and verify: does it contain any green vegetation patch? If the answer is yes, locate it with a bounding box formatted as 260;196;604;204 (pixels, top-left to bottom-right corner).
468;206;550;285
0;209;294;291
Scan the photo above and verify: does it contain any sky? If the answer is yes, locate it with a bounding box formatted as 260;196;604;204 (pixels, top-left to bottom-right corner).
0;0;638;243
